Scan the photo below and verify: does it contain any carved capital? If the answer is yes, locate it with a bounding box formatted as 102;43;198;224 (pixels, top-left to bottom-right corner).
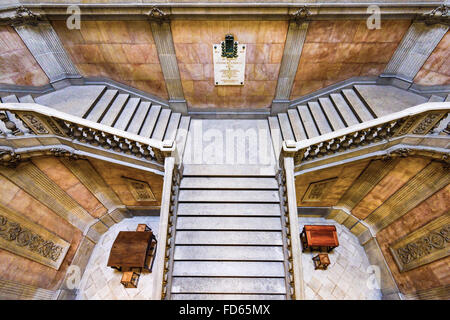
0;6;44;27
146;6;170;23
417;4;450;26
291;6;312;25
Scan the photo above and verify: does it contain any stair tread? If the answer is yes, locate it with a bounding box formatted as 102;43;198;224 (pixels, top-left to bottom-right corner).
175;116;191;160
176;216;282;231
319;97;346;131
85;89;118;121
2;95;19;103
183;164;276;176
171;294;285;300
139;105;161;137
308;101;332;135
330;93;360;127
428;94;445;102
170;277;286;294
342;89;374;122
277;113;295;141
445;94;450;102
114;97;140;131
174;245;284;261
35;85;106;118
151;108;171;140
126;101;151;134
175;231;283;245
172;261;285;277
297;105;319;138
18;95;34;103
178;190;280;203
180;177;278;189
287;109;307;141
268;116;283;161
100;93;129;126
177;203;281;216
164;112;181;141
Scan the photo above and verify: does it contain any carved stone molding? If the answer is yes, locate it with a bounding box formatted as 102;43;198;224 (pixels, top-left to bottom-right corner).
0;7;44;27
417;4;450;26
0;148;21;168
291;6;311;25
382;148;412;160
390;213;449;272
146;6;169;23
0;203;70;270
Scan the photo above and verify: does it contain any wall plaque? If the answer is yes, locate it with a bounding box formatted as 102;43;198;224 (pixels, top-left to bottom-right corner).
213;34;246;86
302;178;337;202
123;177;156;202
390;213;449;272
0;203;70;270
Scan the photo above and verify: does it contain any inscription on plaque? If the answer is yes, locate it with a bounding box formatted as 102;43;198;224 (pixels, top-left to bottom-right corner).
390;213;449;272
213;34;246;86
123;177;156;202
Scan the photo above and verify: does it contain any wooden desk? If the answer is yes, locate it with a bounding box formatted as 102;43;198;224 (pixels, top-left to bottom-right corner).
300;225;339;252
107;231;157;272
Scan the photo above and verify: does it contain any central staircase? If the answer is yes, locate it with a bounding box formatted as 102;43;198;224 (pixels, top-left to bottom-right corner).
168;165;289;300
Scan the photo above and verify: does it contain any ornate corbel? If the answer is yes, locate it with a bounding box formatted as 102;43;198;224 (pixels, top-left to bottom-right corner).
291;6;312;25
146;6;170;24
417;4;450;26
0;6;44;27
0;148;21;168
47;147;79;160
382;148;413;161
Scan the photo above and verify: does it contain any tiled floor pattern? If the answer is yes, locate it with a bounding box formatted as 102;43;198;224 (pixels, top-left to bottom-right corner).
77;216;381;300
76;216;160;300
299;217;382;300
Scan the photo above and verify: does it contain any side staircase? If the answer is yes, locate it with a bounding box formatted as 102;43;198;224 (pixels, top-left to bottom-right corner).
168;165;290;300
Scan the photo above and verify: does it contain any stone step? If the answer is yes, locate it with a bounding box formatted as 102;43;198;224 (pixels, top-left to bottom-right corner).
175;116;190;160
1;95;19;103
179;177;278;189
85;89;118;121
268;116;283;159
140;105;161;137
164;112;181;141
287;108;307;141
183;164;276;176
18;95;35;103
151;108;171;140
171;293;286;300
178;190;280;203
114;97;140;131
428;94;445;102
170;277;286;294
330;93;360;127
172;261;285;277
277;113;294;141
176;216;282;231
445;94;450;102
177;203;281;216
319;97;346;131
175;231;283;245
308;101;332;135
297;105;319;139
126;101;151;134
100;93;129;126
342;88;374;122
173;245;284;261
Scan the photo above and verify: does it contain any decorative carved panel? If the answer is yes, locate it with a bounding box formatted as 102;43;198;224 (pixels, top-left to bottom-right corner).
0;203;70;270
123;177;156;202
302;177;337;202
390;213;449;272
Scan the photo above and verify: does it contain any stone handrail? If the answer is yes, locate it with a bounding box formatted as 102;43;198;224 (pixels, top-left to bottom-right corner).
0;103;175;165
281;102;450;166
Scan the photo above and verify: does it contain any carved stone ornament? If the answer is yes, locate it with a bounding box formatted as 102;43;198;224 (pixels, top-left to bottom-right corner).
390;213;449;272
0;149;21;167
418;4;450;26
0;203;70;270
18;113;49;134
0;6;43;27
302;177;337;202
146;6;169;23
123;176;156;202
382;148;413;160
292;6;312;24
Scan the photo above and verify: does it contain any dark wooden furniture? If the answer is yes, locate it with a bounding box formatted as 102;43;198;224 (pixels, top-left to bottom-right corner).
300;225;339;252
121;271;140;288
313;253;331;270
107;229;157;272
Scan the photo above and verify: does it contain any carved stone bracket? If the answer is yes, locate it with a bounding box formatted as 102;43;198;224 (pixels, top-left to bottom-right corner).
0;6;44;27
0;148;21;168
47;147;80;160
146;6;170;23
416;4;450;26
291;6;312;25
382;148;413;160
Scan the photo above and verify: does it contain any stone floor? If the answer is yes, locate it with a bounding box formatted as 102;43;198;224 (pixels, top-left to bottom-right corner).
299;217;382;300
76;216;160;300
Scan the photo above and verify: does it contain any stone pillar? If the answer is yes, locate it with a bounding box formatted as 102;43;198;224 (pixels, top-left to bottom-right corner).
381;21;448;86
271;21;308;114
150;19;188;115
